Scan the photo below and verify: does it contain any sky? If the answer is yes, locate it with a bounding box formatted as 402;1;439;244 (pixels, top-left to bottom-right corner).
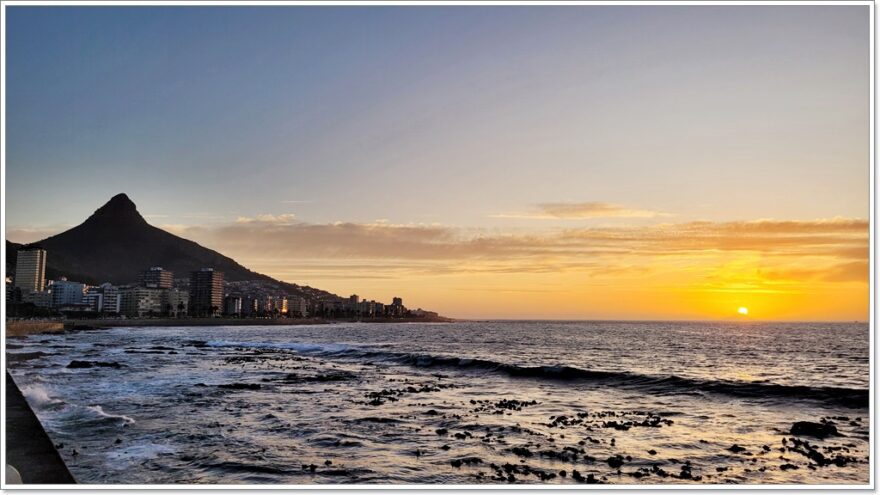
4;5;871;320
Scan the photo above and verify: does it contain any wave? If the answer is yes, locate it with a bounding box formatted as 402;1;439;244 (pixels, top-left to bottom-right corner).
21;383;63;408
85;405;136;425
209;340;868;408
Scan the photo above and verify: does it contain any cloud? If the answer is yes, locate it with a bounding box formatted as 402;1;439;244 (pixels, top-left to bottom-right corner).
492;202;669;220
5;225;72;244
234;213;297;224
169;216;868;288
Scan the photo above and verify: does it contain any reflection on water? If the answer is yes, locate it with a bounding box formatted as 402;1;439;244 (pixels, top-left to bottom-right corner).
6;321;869;484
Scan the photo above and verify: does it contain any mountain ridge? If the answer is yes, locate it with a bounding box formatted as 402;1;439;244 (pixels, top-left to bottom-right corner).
6;194;339;301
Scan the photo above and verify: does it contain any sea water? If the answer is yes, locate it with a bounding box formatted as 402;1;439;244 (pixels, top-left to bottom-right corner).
5;321;870;484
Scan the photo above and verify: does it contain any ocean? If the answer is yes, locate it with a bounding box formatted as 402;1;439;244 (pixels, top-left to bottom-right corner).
5;320;870;485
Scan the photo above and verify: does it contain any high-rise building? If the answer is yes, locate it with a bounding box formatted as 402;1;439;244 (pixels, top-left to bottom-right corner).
140;267;174;289
189;268;224;317
14;247;47;293
390;297;405;317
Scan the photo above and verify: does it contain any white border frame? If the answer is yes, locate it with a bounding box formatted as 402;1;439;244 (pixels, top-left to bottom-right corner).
0;0;874;491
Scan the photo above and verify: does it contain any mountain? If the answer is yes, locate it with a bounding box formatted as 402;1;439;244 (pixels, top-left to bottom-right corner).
6;240;22;278
7;194;339;300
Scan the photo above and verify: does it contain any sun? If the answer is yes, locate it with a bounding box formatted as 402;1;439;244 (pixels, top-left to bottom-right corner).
737;307;749;316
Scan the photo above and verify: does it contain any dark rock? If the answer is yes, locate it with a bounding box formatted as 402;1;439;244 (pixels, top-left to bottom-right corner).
451;456;483;468
67;360;122;369
217;383;261;390
790;421;839;439
728;444;747;453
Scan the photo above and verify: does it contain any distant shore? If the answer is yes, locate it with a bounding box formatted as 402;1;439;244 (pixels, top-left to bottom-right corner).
5;317;453;336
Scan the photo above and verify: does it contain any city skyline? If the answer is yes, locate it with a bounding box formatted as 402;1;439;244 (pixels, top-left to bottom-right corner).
5;5;870;320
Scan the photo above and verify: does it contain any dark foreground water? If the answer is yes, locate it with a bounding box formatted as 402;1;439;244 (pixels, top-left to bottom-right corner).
6;321;870;485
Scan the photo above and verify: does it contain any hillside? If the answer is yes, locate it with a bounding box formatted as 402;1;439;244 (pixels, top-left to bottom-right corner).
7;194;340;301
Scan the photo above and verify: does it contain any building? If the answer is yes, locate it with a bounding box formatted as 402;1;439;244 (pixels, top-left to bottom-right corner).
224;296;242;316
241;296;259;317
50;278;87;308
390;297;405;317
83;290;104;312
119;286;164;317
86;283;122;314
288;296;308;317
189;268;224;317
98;283;122;313
141;267;174;289
164;288;189;317
14;247;47;293
274;296;288;316
5;276;15;303
21;290;53;308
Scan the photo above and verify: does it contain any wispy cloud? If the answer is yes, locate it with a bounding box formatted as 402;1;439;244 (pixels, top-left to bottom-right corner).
170;217;868;290
234;213;297;224
5;225;73;244
491;202;670;220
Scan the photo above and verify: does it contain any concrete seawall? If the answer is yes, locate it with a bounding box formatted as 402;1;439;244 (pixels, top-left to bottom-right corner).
5;372;76;484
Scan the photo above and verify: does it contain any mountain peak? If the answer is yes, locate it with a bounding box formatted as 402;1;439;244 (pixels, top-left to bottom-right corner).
84;193;147;226
104;193;136;210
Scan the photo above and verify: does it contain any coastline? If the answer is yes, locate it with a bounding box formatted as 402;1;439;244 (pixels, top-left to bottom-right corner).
4;316;454;336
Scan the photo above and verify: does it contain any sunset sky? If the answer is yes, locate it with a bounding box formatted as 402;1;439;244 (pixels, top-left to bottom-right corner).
5;5;870;320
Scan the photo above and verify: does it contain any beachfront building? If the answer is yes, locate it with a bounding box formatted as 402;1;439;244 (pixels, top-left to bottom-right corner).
189;268;224;317
164;288;189;317
14;246;47;293
49;278;87;308
141;267;174;289
21;289;53;308
119;286;164;317
5;277;15;303
288;295;308;317
99;283;122;313
84;290;104;312
224;296;242;316
274;296;288;316
241;296;259;317
86;283;122;314
390;297;405;317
